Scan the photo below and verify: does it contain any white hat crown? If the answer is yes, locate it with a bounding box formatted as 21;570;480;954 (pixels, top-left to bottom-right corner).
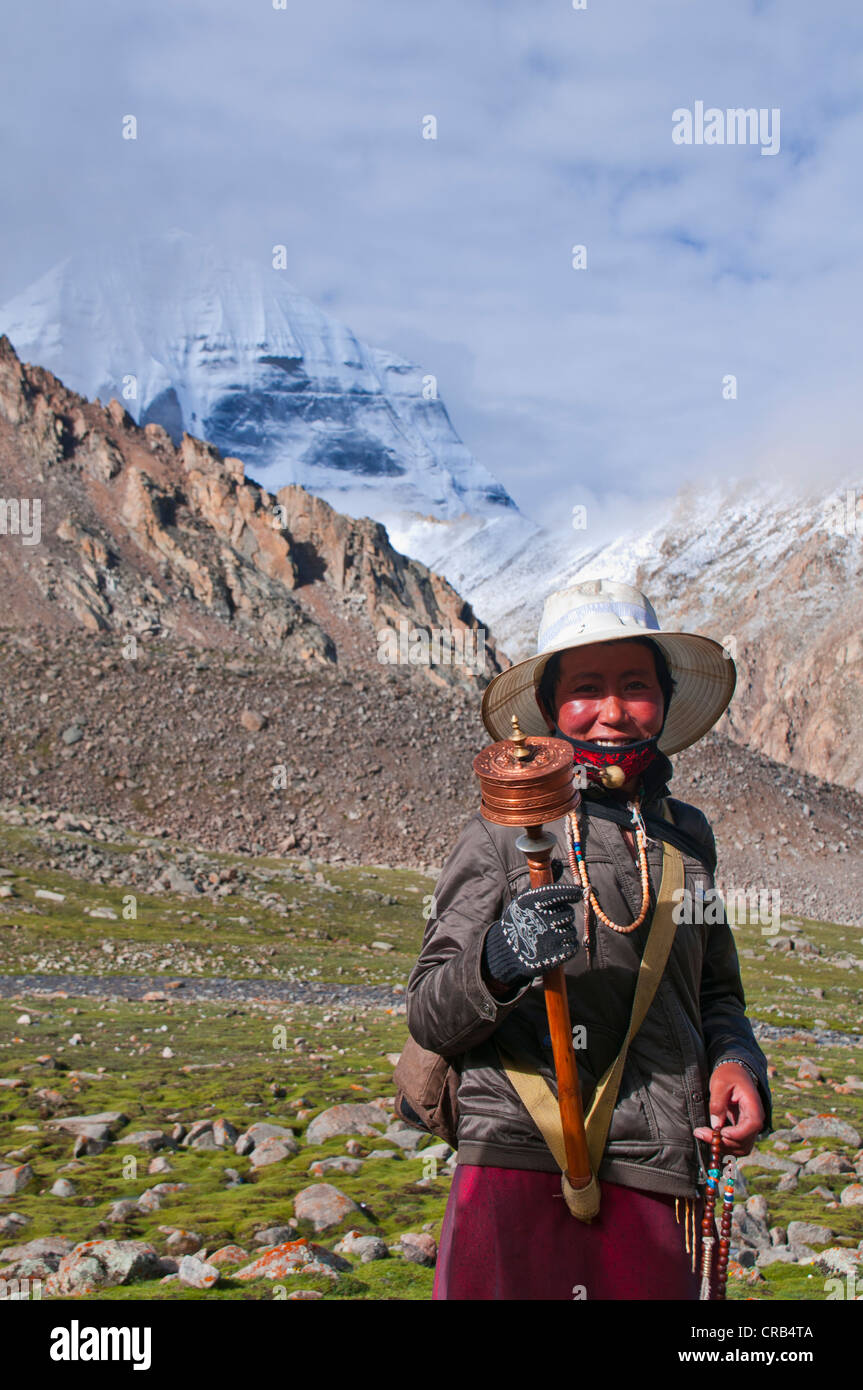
538;580;660;654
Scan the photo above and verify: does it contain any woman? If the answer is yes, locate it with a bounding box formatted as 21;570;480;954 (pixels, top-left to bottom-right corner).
406;578;772;1300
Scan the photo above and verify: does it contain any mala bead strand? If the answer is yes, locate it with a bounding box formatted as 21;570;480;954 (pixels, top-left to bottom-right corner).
716;1168;735;1300
566;798;652;935
699;1129;722;1300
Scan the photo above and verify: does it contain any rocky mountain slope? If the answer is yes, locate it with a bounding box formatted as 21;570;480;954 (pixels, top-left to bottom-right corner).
0;338;861;925
0;623;862;924
0;335;504;691
6;234;859;801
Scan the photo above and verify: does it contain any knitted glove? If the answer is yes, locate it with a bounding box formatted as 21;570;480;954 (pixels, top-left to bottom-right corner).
483;884;583;987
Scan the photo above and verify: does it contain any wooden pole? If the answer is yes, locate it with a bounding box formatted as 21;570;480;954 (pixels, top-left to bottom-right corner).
522;824;592;1191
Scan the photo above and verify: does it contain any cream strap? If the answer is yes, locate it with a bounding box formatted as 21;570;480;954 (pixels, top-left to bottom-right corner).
499;798;684;1221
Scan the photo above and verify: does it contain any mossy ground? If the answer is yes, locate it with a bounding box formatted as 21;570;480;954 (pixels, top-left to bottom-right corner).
1;820;861;1300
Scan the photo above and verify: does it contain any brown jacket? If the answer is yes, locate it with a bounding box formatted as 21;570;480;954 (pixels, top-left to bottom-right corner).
405;752;772;1198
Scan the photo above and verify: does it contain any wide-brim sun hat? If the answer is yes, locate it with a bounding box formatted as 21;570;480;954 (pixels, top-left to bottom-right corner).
481;578;736;757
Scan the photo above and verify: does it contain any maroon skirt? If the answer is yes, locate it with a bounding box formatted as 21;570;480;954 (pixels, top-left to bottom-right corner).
433;1164;715;1301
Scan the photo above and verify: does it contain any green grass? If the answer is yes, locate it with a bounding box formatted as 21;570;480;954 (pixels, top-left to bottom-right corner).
1;816;861;1300
0;995;445;1299
0;821;432;985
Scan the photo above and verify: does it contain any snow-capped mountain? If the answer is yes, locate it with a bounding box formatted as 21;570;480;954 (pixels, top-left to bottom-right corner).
0;229;517;530
3;230;861;793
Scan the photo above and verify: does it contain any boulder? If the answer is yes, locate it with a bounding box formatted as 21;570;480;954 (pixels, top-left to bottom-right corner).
0;1165;34;1196
736;1150;799;1175
304;1104;388;1145
188;1131;219;1151
399;1232;437;1266
787;1220;834;1247
807;1247;863;1278
163;1229;204;1256
334;1230;389;1263
0;1236;73;1266
212;1117;238;1147
308;1156;363;1177
792;1116;861;1146
382;1122;425;1152
801;1152;854;1176
840;1183;863;1207
207;1245;250;1267
235;1239;350;1281
107;1198;140;1223
136;1189;163;1214
249;1138;297;1169
44;1240;162;1295
0;1214;29;1238
253;1226;296;1247
293;1182;359;1233
756;1246;812;1267
178;1255;220;1289
731;1208;770;1251
114;1129;171;1153
46;1112;127;1142
0;1255;60;1280
239;1122;299;1151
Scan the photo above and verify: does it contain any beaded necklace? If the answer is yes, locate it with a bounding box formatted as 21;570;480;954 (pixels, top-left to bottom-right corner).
697;1127;735;1299
565;790;652;964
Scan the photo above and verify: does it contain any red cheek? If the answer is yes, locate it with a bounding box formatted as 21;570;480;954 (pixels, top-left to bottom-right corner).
556;698;602;734
557;694;663;738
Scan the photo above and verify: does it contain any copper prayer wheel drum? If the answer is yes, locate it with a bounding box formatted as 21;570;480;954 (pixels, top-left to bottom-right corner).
473;730;578;827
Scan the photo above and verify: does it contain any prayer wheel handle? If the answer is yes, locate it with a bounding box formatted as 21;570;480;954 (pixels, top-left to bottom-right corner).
473;716;593;1192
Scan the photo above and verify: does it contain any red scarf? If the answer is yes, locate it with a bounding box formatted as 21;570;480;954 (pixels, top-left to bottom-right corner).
551;726;660;787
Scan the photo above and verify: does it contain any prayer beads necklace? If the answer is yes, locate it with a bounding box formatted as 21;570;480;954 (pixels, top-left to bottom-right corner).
566;797;651;951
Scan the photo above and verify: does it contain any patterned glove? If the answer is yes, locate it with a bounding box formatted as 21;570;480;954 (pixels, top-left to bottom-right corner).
483;884;583;986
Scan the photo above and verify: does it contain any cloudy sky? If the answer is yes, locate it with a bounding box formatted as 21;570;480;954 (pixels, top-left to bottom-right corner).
2;0;862;530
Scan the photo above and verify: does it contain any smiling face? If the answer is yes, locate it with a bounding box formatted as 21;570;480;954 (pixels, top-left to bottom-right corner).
535;639;666;745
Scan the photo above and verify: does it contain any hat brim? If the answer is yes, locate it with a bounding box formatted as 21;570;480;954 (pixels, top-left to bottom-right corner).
481;629;736;756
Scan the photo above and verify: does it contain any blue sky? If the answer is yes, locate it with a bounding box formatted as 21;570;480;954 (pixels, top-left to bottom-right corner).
2;0;862;530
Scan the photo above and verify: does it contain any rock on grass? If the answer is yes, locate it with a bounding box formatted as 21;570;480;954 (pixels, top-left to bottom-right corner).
178;1255;220;1289
293;1183;359;1232
398;1232;437;1266
0;1214;29;1238
44;1240;162;1295
253;1226;296;1247
249;1137;297;1168
0;1164;34;1196
792;1116;861;1146
235;1239;350;1281
308;1156;363;1177
207;1244;250;1267
334;1230;388;1263
163;1229;204;1255
787;1220;834;1246
304;1104;388;1145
